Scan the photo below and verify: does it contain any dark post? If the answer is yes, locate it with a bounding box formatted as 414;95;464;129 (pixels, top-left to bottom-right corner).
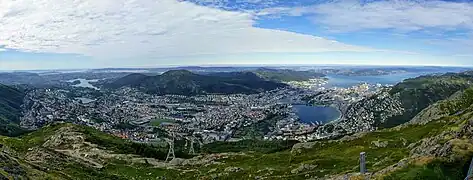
360;152;366;174
466;157;473;180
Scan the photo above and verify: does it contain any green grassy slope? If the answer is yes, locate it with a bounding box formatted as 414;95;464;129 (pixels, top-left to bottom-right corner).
0;123;194;179
0;111;471;179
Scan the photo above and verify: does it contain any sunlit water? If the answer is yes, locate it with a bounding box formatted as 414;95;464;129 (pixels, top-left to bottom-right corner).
292;105;341;124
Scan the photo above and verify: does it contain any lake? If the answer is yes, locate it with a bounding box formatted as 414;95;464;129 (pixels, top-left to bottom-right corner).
67;79;100;90
292;105;341;124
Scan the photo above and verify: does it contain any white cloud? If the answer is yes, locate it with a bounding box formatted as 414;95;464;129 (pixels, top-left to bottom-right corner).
0;48;5;51
258;0;473;32
254;0;473;58
315;0;473;32
0;0;373;61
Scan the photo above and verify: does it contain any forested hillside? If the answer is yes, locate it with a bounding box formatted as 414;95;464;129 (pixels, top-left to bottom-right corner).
0;84;27;136
107;70;287;95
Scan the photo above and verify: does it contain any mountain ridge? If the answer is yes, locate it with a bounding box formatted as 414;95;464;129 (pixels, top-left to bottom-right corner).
314;72;473;139
251;68;326;82
106;70;288;95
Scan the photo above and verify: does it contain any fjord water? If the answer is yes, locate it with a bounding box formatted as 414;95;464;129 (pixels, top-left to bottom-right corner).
67;79;100;90
293;105;341;124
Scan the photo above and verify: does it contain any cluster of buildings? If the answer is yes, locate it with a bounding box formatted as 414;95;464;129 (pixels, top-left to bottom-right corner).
286;78;328;91
19;80;387;144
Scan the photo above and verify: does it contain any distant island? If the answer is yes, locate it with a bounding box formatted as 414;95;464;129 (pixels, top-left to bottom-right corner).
251;68;325;82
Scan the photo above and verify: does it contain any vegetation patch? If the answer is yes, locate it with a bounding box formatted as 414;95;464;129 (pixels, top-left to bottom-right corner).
384;159;470;180
150;118;176;126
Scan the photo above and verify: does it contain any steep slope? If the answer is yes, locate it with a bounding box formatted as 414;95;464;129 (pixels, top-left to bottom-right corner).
384;73;472;126
0;84;28;136
0;123;193;179
194;88;473;179
107;70;287;95
105;73;148;88
316;72;473;138
0;150;52;179
2;101;473;180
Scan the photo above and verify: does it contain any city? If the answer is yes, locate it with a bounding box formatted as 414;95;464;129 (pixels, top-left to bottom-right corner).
1;0;473;178
19;76;386;145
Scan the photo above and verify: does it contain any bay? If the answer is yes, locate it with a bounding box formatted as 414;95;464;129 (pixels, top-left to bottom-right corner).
292;105;341;124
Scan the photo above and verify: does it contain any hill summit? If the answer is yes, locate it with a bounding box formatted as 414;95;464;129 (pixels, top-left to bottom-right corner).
160;70;195;77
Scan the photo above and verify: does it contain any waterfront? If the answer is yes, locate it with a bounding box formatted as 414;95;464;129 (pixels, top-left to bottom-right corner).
67;79;100;90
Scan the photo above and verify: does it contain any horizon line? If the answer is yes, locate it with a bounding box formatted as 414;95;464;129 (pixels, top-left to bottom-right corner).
2;63;473;72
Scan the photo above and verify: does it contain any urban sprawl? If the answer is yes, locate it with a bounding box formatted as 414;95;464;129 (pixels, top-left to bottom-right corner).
20;78;387;145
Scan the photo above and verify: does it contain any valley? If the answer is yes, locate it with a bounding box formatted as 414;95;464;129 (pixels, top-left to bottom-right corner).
0;66;472;179
2;0;472;179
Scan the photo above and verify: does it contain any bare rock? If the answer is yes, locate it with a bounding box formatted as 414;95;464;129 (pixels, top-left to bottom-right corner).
291;164;317;174
224;167;243;173
208;168;217;173
291;142;320;154
169;158;186;166
371;140;388;148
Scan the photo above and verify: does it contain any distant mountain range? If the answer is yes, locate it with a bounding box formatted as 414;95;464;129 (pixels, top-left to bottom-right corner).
106;70;287;95
251;68;325;82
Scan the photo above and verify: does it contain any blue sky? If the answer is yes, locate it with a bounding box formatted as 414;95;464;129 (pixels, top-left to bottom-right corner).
0;0;473;70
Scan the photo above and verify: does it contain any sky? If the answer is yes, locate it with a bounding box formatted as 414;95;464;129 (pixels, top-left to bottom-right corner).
0;0;473;70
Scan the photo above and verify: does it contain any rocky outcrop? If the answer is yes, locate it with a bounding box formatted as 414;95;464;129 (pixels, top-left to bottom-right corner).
0;152;28;179
291;163;317;174
410;135;453;158
169;158;186;166
291;141;320;154
371;140;389;148
225;167;243;173
408;90;468;125
408;102;450;125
